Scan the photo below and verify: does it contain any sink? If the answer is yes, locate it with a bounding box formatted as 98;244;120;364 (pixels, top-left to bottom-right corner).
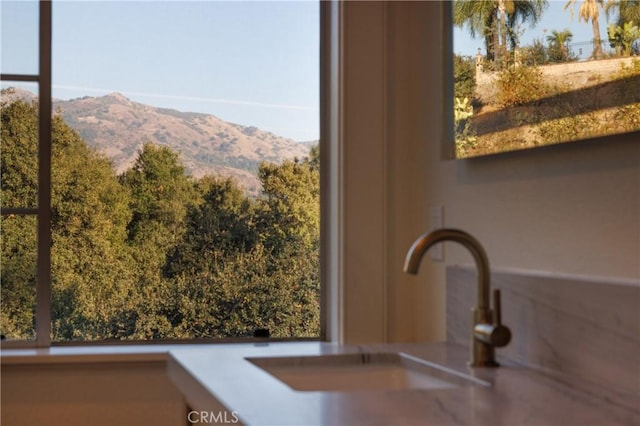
246;352;490;392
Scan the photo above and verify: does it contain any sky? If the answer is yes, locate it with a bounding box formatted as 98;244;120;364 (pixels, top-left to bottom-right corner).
1;0;320;142
1;1;621;142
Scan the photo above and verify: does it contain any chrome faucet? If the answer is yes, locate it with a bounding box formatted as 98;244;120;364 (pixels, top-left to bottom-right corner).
403;228;511;367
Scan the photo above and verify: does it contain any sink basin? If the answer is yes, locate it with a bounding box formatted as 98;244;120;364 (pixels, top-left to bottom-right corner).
246;352;490;392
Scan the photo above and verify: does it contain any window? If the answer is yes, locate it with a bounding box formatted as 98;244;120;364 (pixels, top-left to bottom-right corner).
1;1;320;346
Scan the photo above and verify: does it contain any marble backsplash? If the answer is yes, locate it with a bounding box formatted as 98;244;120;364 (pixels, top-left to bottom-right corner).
446;266;640;414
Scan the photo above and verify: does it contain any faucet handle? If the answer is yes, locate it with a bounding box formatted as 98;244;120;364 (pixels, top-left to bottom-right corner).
492;288;503;326
473;289;511;347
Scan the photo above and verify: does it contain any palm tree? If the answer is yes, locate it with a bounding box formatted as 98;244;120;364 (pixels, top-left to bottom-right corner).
564;0;606;58
507;0;549;49
454;0;500;61
606;0;640;27
454;0;547;63
546;28;574;61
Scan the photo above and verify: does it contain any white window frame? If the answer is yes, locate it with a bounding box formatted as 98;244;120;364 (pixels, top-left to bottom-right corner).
3;0;331;349
3;0;436;349
1;0;52;348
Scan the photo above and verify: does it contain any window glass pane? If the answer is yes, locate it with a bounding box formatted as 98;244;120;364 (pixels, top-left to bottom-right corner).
1;82;39;209
49;1;320;341
0;214;37;341
0;0;39;75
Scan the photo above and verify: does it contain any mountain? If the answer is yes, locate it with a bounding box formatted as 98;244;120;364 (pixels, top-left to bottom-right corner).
1;87;313;195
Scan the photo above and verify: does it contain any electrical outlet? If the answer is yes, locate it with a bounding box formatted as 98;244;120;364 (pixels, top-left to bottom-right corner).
429;206;444;261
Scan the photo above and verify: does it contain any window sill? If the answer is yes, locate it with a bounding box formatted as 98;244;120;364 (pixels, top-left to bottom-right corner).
0;341;306;365
0;344;178;365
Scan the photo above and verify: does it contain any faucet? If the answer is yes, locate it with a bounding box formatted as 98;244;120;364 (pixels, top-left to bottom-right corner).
403;228;511;367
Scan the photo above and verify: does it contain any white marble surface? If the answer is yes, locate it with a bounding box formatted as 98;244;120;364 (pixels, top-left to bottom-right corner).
167;341;638;425
447;266;640;417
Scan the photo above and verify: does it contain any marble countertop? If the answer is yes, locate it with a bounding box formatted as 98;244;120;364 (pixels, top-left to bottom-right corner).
167;341;637;426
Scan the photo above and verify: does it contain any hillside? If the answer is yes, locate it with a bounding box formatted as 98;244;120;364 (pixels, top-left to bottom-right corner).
1;87;313;195
463;57;640;158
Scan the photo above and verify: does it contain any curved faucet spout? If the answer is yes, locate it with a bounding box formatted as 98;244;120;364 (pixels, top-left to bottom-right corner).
403;228;490;310
403;228;511;367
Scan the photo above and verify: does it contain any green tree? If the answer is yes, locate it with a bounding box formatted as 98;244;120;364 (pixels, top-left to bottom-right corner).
0;215;37;340
607;21;640;55
1;96;321;342
163;148;320;339
162;176;255;338
119;142;199;339
454;0;500;61
454;0;547;63
252;149;320;337
256;155;320;256
454;55;477;100
120;142;196;245
1;98;40;339
164;176;255;278
1;98;137;340
49;112;135;340
166;245;319;339
547;28;574;61
520;37;549;65
0;98;39;209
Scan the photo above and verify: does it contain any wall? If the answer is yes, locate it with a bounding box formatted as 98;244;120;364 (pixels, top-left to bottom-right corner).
1;359;185;426
380;1;639;343
2;3;638;422
477;56;639;85
447;267;640;424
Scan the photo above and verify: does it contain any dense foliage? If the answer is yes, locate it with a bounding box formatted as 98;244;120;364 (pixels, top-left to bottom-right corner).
495;64;552;107
453;55;477;101
0;99;320;341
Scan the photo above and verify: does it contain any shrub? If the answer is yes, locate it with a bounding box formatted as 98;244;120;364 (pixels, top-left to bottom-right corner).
536;110;614;144
614;103;640;131
453;55;476;100
613;58;640;79
495;65;551;107
608;22;640;56
612;59;640;103
520;39;548;66
454;97;477;157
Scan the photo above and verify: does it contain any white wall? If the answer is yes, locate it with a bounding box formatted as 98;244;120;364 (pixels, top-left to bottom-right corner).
381;1;639;343
334;1;638;344
2;3;638;424
1;360;185;426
